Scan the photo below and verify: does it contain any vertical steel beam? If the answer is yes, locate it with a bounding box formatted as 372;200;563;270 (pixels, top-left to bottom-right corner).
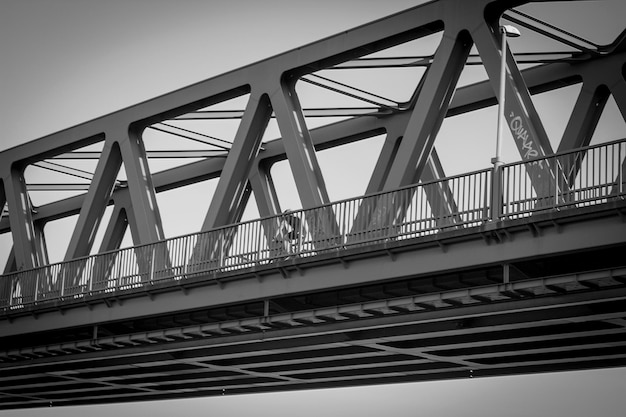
98;200;129;253
365;128;403;196
249;161;282;219
118;130;165;245
202;91;272;230
271;76;339;244
3;165;42;270
271;76;331;209
558;85;609;154
33;220;49;267
64;139;122;261
421;150;462;227
383;28;472;190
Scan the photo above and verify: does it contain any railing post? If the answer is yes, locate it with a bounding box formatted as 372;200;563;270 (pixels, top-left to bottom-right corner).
219;231;224;268
491;165;503;220
9;276;14;307
297;211;304;255
61;264;66;298
33;271;39;303
617;143;626;195
88;259;94;293
182;237;189;276
150;245;156;281
554;158;559;209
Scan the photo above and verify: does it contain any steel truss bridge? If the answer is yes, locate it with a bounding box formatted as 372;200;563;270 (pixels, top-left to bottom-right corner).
1;0;626;410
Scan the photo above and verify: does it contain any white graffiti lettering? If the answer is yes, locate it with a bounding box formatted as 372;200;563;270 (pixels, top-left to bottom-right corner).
509;113;544;169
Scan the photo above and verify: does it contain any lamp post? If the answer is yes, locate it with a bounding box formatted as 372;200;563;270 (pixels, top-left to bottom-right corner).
492;24;520;220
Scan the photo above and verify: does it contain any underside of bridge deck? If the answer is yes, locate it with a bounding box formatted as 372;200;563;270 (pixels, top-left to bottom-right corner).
1;204;626;409
2;268;626;409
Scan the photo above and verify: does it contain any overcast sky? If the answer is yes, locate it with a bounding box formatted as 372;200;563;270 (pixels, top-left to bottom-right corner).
1;1;626;416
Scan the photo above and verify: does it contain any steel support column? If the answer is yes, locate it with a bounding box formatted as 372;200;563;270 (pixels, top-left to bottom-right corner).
98;198;129;253
559;85;609;154
64;139;122;260
249;161;281;219
271;76;331;209
117;130;165;245
202;91;272;230
2;166;43;270
383;28;472;190
271;76;339;244
559;84;610;183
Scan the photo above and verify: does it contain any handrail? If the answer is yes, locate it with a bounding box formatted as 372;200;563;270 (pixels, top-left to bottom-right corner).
1;138;625;311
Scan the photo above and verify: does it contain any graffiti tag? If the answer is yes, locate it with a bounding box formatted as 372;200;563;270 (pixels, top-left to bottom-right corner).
509;112;544;169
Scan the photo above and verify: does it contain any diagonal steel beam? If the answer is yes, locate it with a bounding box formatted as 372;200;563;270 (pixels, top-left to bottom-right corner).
249;161;281;219
118;131;165;245
271;76;340;245
271;76;332;209
64;140;122;261
2;167;44;270
383;27;472;190
202;92;272;230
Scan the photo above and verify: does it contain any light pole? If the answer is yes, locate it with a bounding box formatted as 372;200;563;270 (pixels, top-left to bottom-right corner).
492;24;520;220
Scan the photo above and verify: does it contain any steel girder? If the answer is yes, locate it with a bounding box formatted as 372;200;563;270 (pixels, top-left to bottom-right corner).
0;0;625;273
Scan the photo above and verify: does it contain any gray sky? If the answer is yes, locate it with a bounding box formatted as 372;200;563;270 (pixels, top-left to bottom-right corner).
1;0;626;415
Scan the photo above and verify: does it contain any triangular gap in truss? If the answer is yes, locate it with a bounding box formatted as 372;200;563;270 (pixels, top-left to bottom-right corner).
117;161;128;182
0;233;12;273
512;1;625;48
573;95;626;191
83;156;156;254
261;117;281;142
270;160;302;212
456;45;489;88
89;205;116;255
431;50;512;178
22;140;105;207
270;134;387;212
530;82;582;151
142;93;251;175
436;104;500;177
239;189;260;222
155;178;220;239
43;214;79;263
45;201;129;262
316;134;386;202
590;95;626;146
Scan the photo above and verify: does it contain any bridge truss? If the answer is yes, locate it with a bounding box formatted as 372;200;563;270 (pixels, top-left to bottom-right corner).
1;0;626;410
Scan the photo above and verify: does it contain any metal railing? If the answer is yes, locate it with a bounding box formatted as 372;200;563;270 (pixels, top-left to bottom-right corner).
500;138;626;218
1;139;625;311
